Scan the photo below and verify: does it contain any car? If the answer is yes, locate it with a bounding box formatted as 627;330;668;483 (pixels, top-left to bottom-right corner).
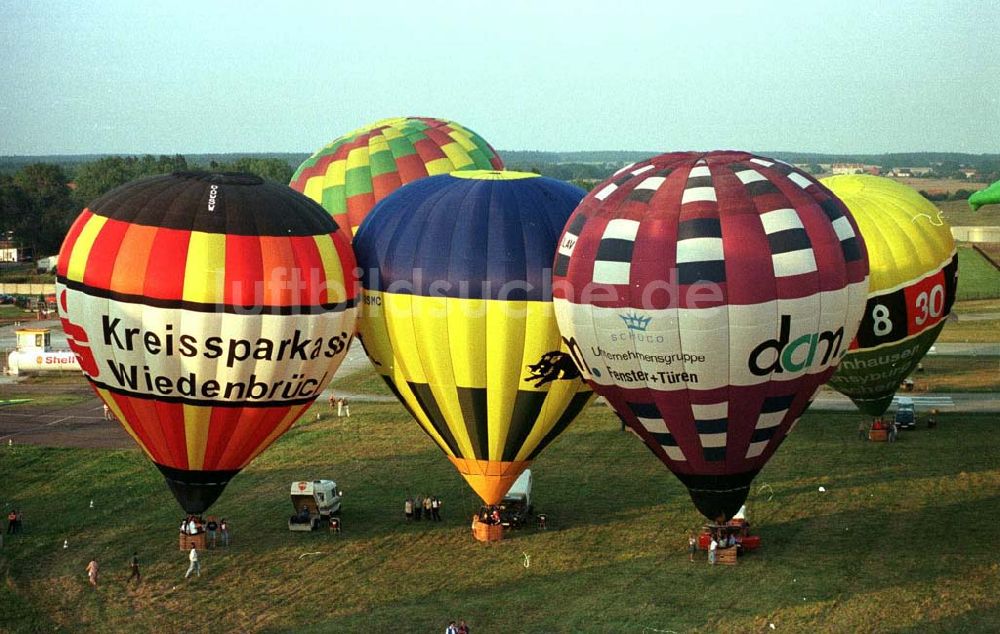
894;397;916;430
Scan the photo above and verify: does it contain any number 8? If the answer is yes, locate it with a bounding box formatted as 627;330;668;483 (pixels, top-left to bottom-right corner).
872;303;892;336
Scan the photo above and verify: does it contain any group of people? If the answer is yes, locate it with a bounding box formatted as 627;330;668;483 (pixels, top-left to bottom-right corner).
328;394;351;417
404;495;443;521
84;552;141;587
5;509;23;534
476;506;503;526
706;530;742;565
444;620;470;634
866;417;899;442
178;515;230;547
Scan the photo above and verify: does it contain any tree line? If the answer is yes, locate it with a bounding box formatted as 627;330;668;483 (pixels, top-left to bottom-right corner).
0;155;294;258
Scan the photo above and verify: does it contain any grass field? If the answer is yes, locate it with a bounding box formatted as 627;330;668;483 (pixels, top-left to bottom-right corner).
939;199;1000;227
956;246;1000;301
329;367;393;397
975;243;1000;268
909;355;1000;392
2;402;999;633
886;177;987;196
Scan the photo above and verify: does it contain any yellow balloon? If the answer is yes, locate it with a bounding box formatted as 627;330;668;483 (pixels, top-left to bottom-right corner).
822;175;957;416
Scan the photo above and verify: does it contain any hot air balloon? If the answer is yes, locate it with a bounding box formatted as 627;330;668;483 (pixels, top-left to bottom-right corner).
969;178;1000;211
821;175;958;416
354;170;592;510
56;172;358;514
553;152;869;521
290;117;504;237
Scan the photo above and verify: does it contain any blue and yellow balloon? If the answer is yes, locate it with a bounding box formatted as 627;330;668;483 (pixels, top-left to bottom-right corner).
354;171;593;505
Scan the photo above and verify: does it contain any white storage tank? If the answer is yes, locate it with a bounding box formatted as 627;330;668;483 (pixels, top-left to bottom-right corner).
5;328;81;375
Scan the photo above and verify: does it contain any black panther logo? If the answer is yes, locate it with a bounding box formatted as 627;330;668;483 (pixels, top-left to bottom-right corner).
525;351;581;388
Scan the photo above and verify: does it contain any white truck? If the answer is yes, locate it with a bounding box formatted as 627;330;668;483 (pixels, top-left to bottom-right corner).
499;469;533;528
288;480;342;531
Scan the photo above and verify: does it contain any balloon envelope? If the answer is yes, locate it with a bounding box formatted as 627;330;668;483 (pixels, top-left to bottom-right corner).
969;179;1000;211
822;175;958;415
57;172;358;513
354;170;592;505
553;152;869;520
290;117;504;237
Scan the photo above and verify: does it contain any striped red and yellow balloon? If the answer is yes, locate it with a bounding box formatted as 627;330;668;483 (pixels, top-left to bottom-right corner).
553;152;870;521
290;116;503;237
56;172;358;513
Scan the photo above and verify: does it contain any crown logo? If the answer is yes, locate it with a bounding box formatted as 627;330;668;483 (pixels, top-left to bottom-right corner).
620;312;651;331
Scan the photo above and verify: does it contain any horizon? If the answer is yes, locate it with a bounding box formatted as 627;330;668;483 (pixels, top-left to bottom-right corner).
3;148;1000;160
2;1;996;156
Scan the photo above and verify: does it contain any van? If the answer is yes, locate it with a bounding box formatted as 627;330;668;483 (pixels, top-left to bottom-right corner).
288;480;342;531
499;469;533;527
894;397;916;430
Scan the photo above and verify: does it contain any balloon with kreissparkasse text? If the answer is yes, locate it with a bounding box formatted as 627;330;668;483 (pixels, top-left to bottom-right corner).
57;171;358;514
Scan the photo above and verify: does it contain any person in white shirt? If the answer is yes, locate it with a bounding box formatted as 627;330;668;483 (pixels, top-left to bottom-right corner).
185;546;200;578
708;537;718;565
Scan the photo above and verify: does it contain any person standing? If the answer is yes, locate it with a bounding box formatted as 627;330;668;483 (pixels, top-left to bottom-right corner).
688;533;697;562
445;621;458;634
127;552;141;585
6;510;15;534
423;496;432;521
414;495;422;521
708;536;718;565
220;518;230;546
86;559;99;587
185;546;200;578
404;497;413;521
337;398;344;417
206;518;218;547
343;398;350;418
431;497;441;521
457;620;470;634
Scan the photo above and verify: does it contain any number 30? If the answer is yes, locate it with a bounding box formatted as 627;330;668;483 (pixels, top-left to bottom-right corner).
914;284;944;326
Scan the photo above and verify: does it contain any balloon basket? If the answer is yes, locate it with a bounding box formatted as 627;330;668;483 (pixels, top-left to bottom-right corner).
179;531;206;552
471;518;504;543
868;429;888;442
698;521;760;554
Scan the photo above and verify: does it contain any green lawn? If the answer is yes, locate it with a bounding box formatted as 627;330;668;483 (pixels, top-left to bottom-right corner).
909;355;1000;391
956;246;1000;301
328;366;393;397
1;403;999;633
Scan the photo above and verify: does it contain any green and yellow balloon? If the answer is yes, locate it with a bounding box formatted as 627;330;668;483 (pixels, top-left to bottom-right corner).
822;175;958;416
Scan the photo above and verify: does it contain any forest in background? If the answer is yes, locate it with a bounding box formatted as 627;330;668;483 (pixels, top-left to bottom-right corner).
1;150;997;258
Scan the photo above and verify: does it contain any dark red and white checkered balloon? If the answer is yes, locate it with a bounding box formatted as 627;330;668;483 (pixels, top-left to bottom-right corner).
553;151;869;521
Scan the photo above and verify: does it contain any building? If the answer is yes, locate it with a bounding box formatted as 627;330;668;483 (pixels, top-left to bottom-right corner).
0;238;19;263
831;163;880;176
891;167;933;177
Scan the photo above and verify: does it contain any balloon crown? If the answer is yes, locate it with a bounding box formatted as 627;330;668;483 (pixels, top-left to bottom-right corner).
620;312;652;332
171;171;264;186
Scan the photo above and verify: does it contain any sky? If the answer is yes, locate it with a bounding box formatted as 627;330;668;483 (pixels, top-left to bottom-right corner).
1;0;997;156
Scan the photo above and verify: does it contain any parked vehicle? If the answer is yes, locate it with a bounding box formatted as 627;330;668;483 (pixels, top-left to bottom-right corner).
498;469;533;527
288;480;342;531
894;397;916;430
